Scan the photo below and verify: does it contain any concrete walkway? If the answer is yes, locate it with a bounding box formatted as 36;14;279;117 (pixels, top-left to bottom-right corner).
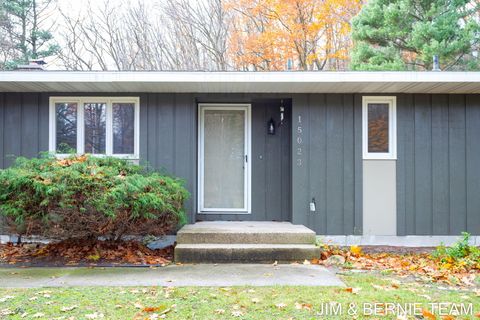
0;264;344;288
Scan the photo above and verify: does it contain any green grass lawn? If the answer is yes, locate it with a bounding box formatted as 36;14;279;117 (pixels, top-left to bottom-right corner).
0;272;478;319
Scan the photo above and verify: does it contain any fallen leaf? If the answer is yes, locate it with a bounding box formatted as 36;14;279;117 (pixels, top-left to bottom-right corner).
0;296;14;302
214;309;225;314
295;302;312;311
350;245;362;256
85;312;104;319
61;305;78;312
422;309;436;320
345;287;361;294
231;310;244;317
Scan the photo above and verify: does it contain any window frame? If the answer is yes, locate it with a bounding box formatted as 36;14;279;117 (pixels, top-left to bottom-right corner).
362;96;397;160
49;97;140;159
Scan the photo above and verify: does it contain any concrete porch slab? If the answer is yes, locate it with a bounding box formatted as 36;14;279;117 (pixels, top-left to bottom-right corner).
176;221;317;244
0;264;344;288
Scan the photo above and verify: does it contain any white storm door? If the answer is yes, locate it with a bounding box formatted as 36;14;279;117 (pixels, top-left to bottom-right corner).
198;104;251;213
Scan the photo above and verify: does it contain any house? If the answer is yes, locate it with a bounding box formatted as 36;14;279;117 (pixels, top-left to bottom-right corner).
0;71;479;258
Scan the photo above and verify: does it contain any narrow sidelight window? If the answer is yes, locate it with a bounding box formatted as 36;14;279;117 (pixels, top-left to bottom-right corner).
49;97;139;159
84;103;106;154
362;96;396;159
55;102;77;153
113;103;135;154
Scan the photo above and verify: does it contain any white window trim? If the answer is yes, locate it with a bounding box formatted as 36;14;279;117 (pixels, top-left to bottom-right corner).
362;96;397;160
49;97;140;159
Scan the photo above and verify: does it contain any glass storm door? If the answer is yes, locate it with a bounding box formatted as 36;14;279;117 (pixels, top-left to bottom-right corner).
198;104;251;213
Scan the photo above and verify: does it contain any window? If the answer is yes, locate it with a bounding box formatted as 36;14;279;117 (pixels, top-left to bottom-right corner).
362;96;396;159
49;97;139;158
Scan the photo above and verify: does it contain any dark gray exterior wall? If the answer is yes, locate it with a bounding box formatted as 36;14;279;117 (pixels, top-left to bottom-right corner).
396;94;480;235
1;92;479;236
0;92;291;226
291;94;363;235
0;93;50;168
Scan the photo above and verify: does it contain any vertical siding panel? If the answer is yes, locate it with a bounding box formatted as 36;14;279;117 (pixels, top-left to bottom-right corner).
309;94;327;234
353;94;363;235
139;94;149;166
157;94;175;173
147;94;157;169
326;94;344;234
396;94;407;235
291;94;310;226
0;93;4;168
251;101;266;220
431;95;450;235
343;94;355;234
449;95;467;234
174;94;194;222
414;95;432;234
403;94;416;234
465;95;480;235
280;101;292;221
4;93;21;167
21;93;39;158
38;93;49;153
265;102;282;220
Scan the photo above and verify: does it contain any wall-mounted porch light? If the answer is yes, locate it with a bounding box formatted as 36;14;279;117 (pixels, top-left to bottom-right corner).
280;99;285;126
267;118;275;135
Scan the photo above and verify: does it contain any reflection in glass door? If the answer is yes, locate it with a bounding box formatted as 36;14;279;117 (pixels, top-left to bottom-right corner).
198;104;251;213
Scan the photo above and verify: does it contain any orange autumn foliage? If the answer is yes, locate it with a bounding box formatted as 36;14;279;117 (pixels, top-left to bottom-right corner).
226;0;362;71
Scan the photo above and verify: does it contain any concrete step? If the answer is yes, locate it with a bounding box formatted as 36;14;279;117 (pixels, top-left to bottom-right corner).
177;221;316;244
175;243;320;263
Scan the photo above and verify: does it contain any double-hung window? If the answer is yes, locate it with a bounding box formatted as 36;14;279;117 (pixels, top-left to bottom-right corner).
49;97;140;159
362;96;397;159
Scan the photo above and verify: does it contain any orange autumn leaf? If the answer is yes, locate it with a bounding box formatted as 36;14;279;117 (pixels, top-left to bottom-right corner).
422;309;437;320
350;245;362;256
142;307;161;312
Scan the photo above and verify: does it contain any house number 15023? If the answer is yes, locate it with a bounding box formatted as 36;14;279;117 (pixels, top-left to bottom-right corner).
296;115;303;167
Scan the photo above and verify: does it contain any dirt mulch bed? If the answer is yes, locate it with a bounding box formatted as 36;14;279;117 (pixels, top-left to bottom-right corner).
0;239;172;267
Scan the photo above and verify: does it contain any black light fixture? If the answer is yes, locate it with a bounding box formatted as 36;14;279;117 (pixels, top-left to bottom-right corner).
280;99;285;126
267;117;275;135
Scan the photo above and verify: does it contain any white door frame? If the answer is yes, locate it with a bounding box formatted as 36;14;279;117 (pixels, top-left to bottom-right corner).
198;103;252;214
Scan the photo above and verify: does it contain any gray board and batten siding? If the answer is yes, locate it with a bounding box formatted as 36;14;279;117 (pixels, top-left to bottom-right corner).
0;92;292;228
291;93;480;236
0;92;479;236
291;94;362;235
396;94;480;236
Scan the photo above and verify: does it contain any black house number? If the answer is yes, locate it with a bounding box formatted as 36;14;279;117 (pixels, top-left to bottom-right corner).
296;115;303;167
